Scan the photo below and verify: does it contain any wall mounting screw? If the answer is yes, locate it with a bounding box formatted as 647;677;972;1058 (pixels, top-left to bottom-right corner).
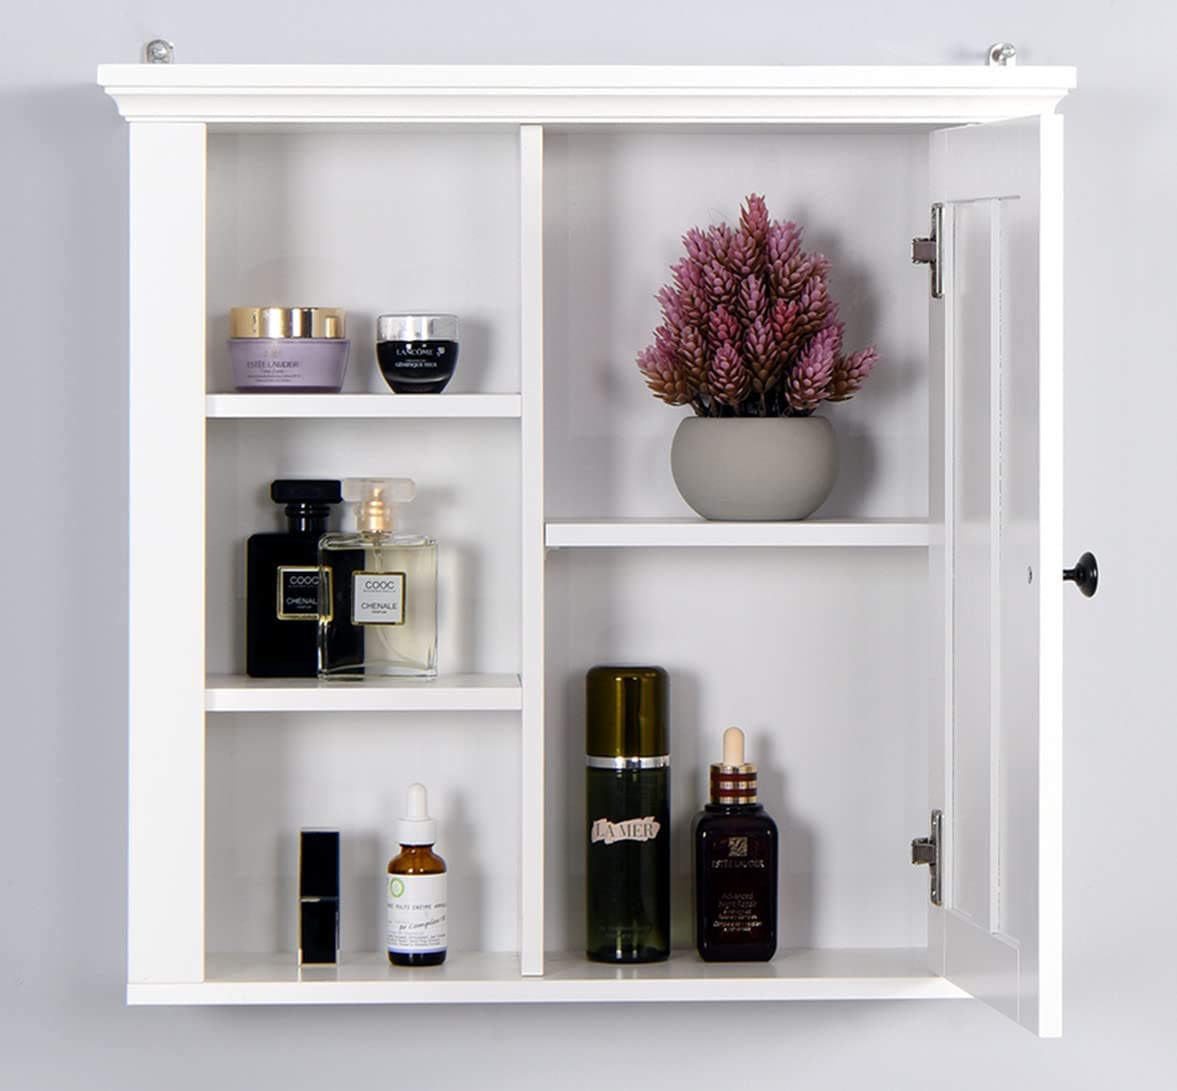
143;39;175;65
987;42;1017;67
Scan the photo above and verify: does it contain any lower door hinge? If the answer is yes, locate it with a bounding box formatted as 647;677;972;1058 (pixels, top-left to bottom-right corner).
911;809;942;907
911;203;944;300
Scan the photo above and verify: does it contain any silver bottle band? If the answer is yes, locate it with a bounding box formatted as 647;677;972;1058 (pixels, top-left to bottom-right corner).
585;755;670;770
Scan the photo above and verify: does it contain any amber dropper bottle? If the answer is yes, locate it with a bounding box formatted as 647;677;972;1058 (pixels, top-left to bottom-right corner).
386;783;447;966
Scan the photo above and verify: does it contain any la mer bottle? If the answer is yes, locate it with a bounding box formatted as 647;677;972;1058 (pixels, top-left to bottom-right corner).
386;783;447;966
584;666;670;963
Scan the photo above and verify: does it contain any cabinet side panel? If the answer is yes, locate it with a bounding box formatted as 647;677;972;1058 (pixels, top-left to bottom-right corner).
127;123;207;985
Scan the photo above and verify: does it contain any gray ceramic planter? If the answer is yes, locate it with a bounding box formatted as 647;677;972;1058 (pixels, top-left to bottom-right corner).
670;415;838;521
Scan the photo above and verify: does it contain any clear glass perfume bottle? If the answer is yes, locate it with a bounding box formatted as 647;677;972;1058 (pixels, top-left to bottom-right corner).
318;477;438;679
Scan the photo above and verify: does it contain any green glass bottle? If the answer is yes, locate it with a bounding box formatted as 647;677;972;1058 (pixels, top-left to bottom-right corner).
584;666;670;963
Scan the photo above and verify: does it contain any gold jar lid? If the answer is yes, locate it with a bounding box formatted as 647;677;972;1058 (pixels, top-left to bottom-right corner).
230;307;347;339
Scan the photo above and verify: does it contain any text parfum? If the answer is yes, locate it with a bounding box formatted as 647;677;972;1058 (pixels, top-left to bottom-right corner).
317;477;438;679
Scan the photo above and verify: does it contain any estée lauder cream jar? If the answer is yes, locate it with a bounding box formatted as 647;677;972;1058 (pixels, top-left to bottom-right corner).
229;306;350;392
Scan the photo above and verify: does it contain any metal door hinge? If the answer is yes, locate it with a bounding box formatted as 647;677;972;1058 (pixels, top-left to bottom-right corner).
911;809;942;907
911;203;944;300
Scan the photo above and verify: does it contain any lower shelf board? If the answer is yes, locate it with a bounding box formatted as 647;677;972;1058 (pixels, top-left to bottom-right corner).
127;949;969;1005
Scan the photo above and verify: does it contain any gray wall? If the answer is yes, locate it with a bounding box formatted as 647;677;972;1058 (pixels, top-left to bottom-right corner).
2;1;1170;1086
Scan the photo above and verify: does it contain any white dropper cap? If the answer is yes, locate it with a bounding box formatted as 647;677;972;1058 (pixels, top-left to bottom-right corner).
397;782;437;846
722;726;746;767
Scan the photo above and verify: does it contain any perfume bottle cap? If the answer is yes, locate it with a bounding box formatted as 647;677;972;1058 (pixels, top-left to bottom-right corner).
344;477;415;534
710;726;758;804
398;782;437;845
271;480;343;506
585;666;669;759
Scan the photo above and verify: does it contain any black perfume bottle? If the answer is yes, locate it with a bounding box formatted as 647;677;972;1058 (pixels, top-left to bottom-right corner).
376;314;459;394
693;727;778;962
246;479;349;677
584;666;670;963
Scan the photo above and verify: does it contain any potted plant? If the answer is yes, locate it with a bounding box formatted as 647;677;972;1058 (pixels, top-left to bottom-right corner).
636;194;878;520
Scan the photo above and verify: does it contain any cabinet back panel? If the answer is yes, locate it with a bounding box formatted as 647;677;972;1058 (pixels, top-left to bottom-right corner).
544;548;929;950
205;418;521;675
206;131;521;394
206;712;520;955
543;131;929;520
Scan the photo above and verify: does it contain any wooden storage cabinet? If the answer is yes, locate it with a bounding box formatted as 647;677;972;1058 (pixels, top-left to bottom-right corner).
101;65;1073;1035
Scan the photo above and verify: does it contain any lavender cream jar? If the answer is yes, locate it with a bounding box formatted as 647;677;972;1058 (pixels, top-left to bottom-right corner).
229;307;350;392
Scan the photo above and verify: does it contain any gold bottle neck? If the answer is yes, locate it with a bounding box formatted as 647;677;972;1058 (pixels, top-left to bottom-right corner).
710;761;758;805
356;494;393;534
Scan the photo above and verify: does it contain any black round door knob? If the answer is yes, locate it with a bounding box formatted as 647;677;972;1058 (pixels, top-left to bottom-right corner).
1062;551;1099;597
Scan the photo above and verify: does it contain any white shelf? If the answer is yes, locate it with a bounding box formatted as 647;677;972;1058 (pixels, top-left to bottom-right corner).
205;393;521;419
99;65;1076;129
128;949;968;1005
545;518;930;549
205;674;522;713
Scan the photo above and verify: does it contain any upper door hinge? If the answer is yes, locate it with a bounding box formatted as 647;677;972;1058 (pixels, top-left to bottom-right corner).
911;808;942;906
911;203;944;300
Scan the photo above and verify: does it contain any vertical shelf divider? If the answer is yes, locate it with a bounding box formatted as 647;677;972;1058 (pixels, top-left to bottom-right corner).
127;122;208;986
518;123;546;976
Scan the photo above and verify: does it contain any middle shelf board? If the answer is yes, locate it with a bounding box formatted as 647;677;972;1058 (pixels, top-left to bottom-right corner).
205;674;522;713
545;518;931;549
205;393;522;420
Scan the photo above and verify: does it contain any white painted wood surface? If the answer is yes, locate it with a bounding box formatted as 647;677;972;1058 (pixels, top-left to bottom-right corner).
205;674;522;712
98;65;1074;126
929;114;1063;1036
129;948;967;1005
127;123;207;986
519;124;546;976
205;394;521;419
545;519;930;549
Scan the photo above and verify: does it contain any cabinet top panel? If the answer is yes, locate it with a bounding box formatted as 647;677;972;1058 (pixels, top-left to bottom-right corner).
97;65;1075;128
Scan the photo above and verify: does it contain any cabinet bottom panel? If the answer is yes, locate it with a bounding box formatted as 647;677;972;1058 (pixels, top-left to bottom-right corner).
127;948;967;1005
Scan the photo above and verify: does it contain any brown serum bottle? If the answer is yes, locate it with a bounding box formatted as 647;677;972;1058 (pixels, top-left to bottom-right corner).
693;727;779;961
386;783;447;967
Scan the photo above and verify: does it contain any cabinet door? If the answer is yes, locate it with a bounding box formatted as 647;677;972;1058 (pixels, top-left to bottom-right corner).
927;114;1064;1036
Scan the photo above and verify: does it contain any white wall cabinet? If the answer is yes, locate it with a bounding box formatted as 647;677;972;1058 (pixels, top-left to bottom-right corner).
99;64;1074;1035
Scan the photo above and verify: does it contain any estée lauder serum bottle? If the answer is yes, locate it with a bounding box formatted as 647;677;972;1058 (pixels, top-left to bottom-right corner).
317;477;437;679
693;727;778;961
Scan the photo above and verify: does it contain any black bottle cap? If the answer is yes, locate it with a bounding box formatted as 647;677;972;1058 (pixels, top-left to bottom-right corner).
271;480;342;506
586;666;668;758
299;829;340;898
